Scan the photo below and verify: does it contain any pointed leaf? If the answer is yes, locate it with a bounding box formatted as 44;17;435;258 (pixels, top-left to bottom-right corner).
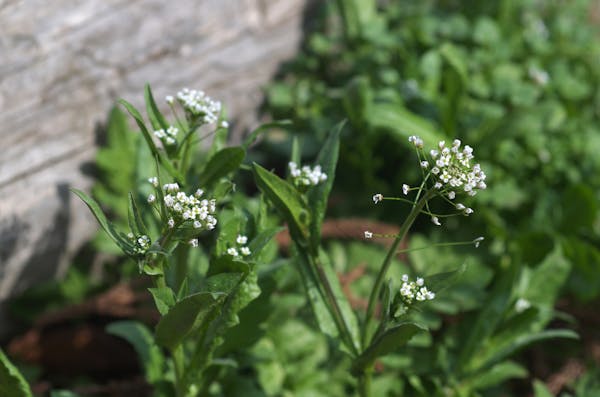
369;103;445;145
148;287;176;315
307;121;344;250
0;349;32;397
144;84;169;131
119;99;183;182
352;322;426;374
252;163;310;241
242;120;292;150
106;321;164;383
127;193;148;236
199;147;245;188
155;292;225;350
71;189;133;254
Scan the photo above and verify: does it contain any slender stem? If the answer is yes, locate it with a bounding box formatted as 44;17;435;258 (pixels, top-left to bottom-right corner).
173;344;186;397
362;191;432;348
358;368;372;397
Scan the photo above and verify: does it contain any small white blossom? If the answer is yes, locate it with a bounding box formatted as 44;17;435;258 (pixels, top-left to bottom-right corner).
147;194;156;203
464;207;474;216
402;184;409;195
399;275;435;305
448;191;456;200
189;239;198;247
420;161;429;169
168;218;175;228
148;177;159;187
431;216;441;226
456;203;466;210
175;88;222;124
473;236;484;248
240;246;251;256
132;234;151;254
364;231;373;239
416;277;424;286
373;193;383;204
289;162;328;188
163;183;180;193
166;95;174;105
236;235;248;245
227;247;239;257
220;120;229;128
408;135;424;148
515;298;531;313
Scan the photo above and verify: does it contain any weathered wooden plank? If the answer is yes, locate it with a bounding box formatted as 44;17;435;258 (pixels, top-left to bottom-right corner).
0;0;309;322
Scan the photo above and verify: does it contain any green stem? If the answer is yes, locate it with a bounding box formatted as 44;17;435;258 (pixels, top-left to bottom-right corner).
362;191;432;348
173;344;186;397
358;367;373;397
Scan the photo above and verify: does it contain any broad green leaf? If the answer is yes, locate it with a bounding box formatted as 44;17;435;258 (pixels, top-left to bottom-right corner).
439;43;468;83
247;227;283;261
466;361;527;391
368;103;445;145
199;147;245;188
127;192;148;236
119;99;183;183
242;120;292;150
472;329;578;375
459;264;518;371
426;264;466;294
352;322;426;374
307;121;344;252
524;245;570;309
0;349;32;397
148;287;176;315
252;163;310;242
533;379;554;397
144;84;169;131
71;189;133;254
155;291;225;350
106;321;164;383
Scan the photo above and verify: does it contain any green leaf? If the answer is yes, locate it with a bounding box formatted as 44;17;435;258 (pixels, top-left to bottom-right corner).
155;292;225;350
352;322;426;374
252;163;310;242
0;349;32;397
458;264;518;371
199;147;245;188
144;84;169;131
473;329;578;375
533;379;554;397
127;192;148;236
247;227;283;261
466;361;527;391
106;321;165;383
148;287;176;315
242;120;292;150
368;103;445;145
307;121;344;252
71;189;133;254
119;99;183;183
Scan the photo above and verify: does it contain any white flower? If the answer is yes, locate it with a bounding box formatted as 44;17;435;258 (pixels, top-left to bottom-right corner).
227;247;239;257
456;203;466;210
240;246;251;256
133;235;151;254
364;231;373;239
147;194;156;203
431;216;441;226
515;298;531;313
236;235;248;245
373;193;383;204
464;207;474;215
148;177;159;187
402;274;409;282
220;120;229;128
289;162;328;187
448;191;456;200
163;183;180;193
402;184;409;195
420;161;429;169
416;277;424;286
175;88;222;124
473;236;484;248
168;218;175;228
189;239;198;247
166;95;174;104
408;135;424;148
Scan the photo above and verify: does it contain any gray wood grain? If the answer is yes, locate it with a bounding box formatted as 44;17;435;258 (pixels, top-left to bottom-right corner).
0;0;308;311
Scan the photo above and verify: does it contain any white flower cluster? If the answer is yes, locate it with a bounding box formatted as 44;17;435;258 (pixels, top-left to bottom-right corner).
227;234;252;258
159;183;217;231
154;126;179;146
289;162;328;187
399;274;435;304
127;233;151;255
175;88;222;124
418;138;486;198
